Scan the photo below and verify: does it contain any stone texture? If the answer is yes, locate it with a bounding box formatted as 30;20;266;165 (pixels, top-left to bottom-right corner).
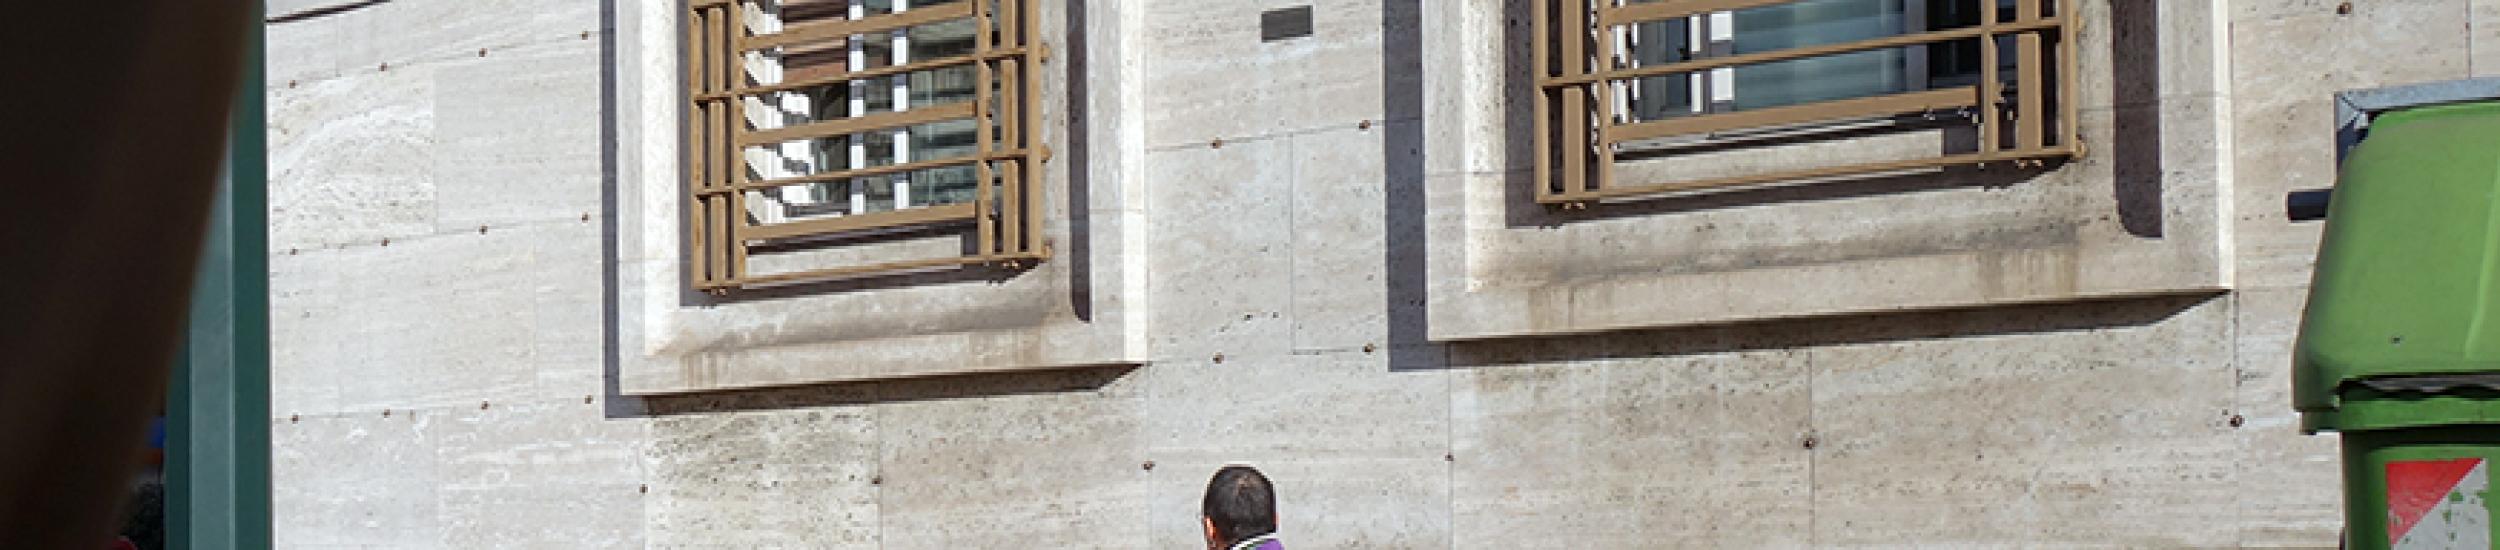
530;218;612;396
1145;137;1297;364
873;370;1149;549
265;0;599;87
270;410;450;548
2481;0;2500;76
1288;124;1403;353
434;402;648;548
271;222;559;414
1143;0;1395;148
1141;354;1451;549
643;393;880;549
431;39;606;230
2234;288;2346;546
1807;296;2239;547
2229;0;2473;290
264;0;2430;548
1451;346;1813;548
268;62;438;251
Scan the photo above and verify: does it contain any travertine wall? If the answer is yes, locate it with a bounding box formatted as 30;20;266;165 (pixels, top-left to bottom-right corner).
265;0;2500;547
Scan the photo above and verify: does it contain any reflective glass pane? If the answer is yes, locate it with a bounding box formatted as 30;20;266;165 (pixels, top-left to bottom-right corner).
1728;0;1908;111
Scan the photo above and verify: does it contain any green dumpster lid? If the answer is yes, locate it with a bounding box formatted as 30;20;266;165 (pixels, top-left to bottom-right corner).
2295;101;2500;433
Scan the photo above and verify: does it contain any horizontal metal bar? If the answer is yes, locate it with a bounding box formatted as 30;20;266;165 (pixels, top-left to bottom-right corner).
1600;0;1792;27
707;48;1026;100
709;149;1032;193
1605;87;1976;144
738;101;976;146
689;0;733;8
744;2;974;51
742;202;976;241
698;251;1046;290
1545;19;2061;88
1542;146;2075;203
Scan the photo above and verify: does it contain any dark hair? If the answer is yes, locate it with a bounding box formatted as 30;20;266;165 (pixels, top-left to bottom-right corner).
121;479;163;550
1201;465;1276;545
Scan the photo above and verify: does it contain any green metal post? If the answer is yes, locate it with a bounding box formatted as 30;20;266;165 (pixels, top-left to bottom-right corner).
168;3;272;547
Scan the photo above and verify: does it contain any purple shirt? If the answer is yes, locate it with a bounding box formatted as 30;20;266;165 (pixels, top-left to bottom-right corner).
1229;534;1282;550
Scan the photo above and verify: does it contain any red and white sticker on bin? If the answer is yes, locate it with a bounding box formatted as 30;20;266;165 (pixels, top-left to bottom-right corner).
2391;458;2491;549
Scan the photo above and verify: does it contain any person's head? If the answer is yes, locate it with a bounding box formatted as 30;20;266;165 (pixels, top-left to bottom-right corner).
119;479;162;550
1200;465;1276;549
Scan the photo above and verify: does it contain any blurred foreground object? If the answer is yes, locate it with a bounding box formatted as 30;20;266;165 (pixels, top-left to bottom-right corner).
0;3;256;548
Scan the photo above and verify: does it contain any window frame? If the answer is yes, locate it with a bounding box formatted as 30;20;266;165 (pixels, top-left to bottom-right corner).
683;0;1049;293
1535;0;2082;206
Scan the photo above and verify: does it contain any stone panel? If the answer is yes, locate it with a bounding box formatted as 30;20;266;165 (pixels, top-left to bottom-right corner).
270;410;450;548
2234;288;2344;547
873;370;1149;548
432;39;607;230
268;63;438;251
2229;0;2472;290
1141;353;1451;549
644;394;879;549
532;218;613;397
1146;138;1296;364
2481;0;2500;76
1143;0;1392;148
1450;347;1813;548
275;224;560;414
1289;125;1402;352
434;401;648;548
1808;296;2237;547
271;251;350;415
266;0;600;87
2235;0;2360;24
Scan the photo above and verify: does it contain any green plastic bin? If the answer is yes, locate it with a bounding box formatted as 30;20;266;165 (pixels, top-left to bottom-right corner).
2296;100;2500;549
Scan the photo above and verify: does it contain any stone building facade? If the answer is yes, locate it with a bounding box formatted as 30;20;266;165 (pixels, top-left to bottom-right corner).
264;0;2500;546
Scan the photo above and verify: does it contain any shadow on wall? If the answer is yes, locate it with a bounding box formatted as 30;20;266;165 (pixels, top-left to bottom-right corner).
1381;0;1436;372
2108;0;2163;238
601;0;634;418
1441;292;2217;368
633;364;1137;417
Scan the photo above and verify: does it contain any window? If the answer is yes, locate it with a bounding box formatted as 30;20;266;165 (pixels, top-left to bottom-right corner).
1536;0;2080;205
684;0;1047;292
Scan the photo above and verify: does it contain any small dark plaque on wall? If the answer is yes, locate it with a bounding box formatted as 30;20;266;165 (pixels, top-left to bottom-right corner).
1261;6;1314;42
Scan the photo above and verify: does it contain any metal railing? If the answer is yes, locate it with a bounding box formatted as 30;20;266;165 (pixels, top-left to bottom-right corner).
1534;0;2082;206
685;0;1048;292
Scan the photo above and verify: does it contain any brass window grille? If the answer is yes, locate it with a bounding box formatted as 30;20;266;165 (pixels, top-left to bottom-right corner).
1534;0;2082;206
685;0;1048;292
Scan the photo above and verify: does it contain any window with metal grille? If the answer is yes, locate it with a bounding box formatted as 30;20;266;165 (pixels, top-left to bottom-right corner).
1535;0;2081;205
684;0;1047;292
